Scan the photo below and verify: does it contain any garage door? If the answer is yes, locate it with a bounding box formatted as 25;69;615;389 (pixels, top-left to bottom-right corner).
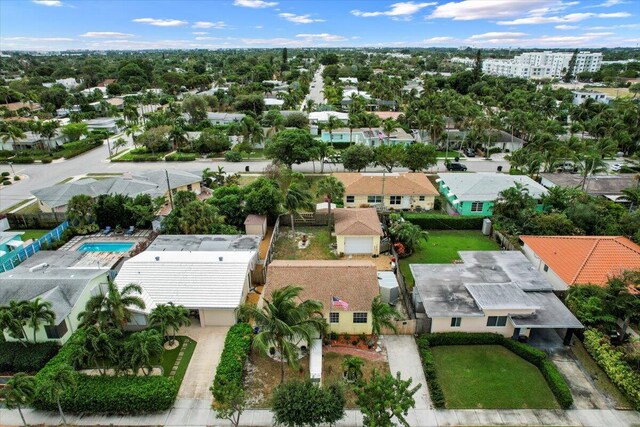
344;236;374;254
201;309;236;327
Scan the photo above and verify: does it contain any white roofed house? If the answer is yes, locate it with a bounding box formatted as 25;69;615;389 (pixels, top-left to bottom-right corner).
114;235;261;327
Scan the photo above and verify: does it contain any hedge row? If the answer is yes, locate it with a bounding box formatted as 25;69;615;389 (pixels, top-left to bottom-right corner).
33;330;178;414
211;322;253;403
113;154;163;162
583;328;640;410
165;153;197;162
403;213;484;230
416;333;573;409
0;342;60;373
415;336;446;408
61;140;103;159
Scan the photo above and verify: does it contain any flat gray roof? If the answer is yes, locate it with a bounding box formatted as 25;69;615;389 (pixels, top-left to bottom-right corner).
465;283;540;311
511;292;583;329
147;234;261;252
540;173;636;196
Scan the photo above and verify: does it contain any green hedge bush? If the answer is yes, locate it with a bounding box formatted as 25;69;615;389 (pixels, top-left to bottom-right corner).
403;213;484;230
211;322;252;403
61;140;103;159
33;330;179;414
165;153;197;162
583;328;640;410
0;342;60;373
7;156;35;164
224;151;243;162
416;332;573;409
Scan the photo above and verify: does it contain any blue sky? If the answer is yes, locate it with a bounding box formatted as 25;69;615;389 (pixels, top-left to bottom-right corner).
1;0;638;50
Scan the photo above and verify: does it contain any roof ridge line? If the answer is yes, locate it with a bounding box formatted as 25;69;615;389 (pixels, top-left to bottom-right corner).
570;238;600;284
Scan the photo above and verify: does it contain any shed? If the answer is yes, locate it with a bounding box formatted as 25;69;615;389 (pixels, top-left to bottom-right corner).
244;215;267;238
377;271;399;305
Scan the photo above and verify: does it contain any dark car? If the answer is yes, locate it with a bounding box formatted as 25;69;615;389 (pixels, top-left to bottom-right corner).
446;162;468;172
464;149;476;157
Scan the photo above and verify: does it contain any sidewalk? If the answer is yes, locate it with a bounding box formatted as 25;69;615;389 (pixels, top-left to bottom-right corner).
1;402;639;426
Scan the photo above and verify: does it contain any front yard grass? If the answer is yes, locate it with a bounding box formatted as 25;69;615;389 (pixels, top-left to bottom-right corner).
399;230;500;288
8;228;49;241
152;336;197;386
432;345;559;409
244;349;389;408
272;226;337;260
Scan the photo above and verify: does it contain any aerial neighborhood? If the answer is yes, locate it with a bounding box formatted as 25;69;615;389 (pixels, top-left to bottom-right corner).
0;1;640;426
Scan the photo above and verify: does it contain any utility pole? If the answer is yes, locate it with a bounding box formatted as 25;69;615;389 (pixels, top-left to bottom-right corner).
165;170;174;211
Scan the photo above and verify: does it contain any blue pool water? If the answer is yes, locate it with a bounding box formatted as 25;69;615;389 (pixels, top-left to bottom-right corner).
77;242;135;252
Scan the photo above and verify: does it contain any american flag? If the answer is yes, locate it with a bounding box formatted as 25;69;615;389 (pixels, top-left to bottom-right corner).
332;296;349;310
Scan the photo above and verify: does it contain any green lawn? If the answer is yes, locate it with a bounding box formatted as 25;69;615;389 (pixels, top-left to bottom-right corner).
273;226;337;260
9;229;49;241
399;230;500;289
432;345;560;409
152;336;197;386
436;150;461;158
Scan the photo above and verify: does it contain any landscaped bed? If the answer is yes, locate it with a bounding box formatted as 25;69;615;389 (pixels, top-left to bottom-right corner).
153;336;197;385
272;226;337;261
431;345;559;409
398;230;500;288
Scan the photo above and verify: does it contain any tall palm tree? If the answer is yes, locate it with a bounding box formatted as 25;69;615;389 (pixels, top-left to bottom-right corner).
78;325;121;375
38;365;77;427
316;176;345;230
381;119;396;145
284;183;314;233
342;356;364;383
236;285;327;383
574;151;607;191
149;303;172;342
125;329;164;375
1;372;36;427
304;99;315;114
78;278;145;330
167;303;191;344
326;115;340;147
0;301;28;345
371;295;400;338
23;298;55;344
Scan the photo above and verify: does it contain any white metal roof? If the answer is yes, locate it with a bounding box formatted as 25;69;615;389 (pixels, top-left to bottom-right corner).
115;250;257;311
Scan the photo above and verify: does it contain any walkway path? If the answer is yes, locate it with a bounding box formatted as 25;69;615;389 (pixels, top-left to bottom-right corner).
2;404;639;426
384;335;432;409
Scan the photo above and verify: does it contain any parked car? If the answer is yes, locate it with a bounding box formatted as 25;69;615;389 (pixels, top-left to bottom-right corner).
558;161;578;173
323;154;341;164
610;163;623;172
464;149;476;157
446;162;467;172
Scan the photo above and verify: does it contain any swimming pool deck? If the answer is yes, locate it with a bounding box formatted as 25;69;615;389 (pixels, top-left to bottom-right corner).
60;230;153;252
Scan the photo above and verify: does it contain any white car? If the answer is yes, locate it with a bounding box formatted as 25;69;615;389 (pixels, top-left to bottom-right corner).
610;163;623;172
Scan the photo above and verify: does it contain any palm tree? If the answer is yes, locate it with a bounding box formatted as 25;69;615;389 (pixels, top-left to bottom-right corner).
236;285;327;383
1;373;36;427
605;272;640;343
0;124;26;154
342;356;364;383
326;115;340;147
0;301;28;345
39;121;59;153
79;325;121;375
149;303;172;342
78;278;145;330
316;176;345;231
381;119;396;145
38;366;77;427
284;183;314;233
125;329;164;375
371;295;400;338
621;187;640;212
574;151;607;191
169;125;188;151
23;297;55;344
304;99;315;113
167;303;191;344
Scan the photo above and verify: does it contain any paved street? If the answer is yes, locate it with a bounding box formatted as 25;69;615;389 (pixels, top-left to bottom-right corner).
305;64;326;105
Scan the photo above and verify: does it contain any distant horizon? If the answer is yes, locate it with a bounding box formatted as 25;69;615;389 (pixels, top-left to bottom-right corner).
1;0;639;51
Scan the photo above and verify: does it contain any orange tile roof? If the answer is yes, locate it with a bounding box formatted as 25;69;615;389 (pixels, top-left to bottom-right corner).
334;208;383;236
334;172;439;196
520;236;640;290
265;260;379;312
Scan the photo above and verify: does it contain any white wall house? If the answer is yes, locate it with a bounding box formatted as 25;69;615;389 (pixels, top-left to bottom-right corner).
572;90;609;106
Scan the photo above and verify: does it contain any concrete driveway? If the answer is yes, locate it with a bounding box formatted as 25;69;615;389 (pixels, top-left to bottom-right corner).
178;325;229;401
384;335;432;409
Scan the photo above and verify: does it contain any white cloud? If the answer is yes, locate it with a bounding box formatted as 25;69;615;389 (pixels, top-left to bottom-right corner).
597;12;631;17
233;0;278;8
192;21;226;29
32;0;63;6
295;33;347;42
192;31;209;35
80;32;134;38
352;2;436;19
590;0;628;7
195;36;222;41
469;31;527;39
278;13;324;24
555;24;579;30
240;37;302;45
497;11;631;25
422;36;456;43
586;23;640;29
132;18;188;27
254;25;264;29
429;0;557;21
2;36;73;42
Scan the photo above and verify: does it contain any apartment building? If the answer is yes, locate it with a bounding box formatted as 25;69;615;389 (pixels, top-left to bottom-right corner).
482;51;602;79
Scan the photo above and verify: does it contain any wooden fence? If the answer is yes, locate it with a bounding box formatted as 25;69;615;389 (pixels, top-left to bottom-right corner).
252;216;281;285
381;319;417;335
7;212;67;230
278;212;329;227
390;245;416;320
491;229;518;251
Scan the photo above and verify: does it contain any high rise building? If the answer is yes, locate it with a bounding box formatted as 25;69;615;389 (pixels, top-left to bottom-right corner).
482;51;602;79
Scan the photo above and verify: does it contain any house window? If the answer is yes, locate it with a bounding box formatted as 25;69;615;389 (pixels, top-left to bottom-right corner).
486;316;508;327
419;196;425;201
330;312;340;323
543;264;549;272
389;196;402;205
367;196;382;204
470;202;484;212
450;317;461;327
353;313;368;324
346;195;355;203
187;184;193;191
45;320;69;339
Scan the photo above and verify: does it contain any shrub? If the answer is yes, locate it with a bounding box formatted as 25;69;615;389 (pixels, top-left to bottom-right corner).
9;157;35;164
224;151;243;162
131;154;161;162
41;158;52;163
583;328;640;410
403;213;484;230
417;332;574;409
33;330;178;414
211;323;252;403
0;151;12;160
61;140;103;159
1;171;9;177
13;175;20;181
0;342;60;373
165;153;197;162
2;180;11;185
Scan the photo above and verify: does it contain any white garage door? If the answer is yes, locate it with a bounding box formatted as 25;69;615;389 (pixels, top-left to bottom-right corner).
344;236;374;254
201;309;236;327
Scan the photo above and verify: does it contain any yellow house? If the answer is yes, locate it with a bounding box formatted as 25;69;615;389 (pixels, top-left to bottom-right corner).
333;172;439;211
334;208;384;255
264;260;380;335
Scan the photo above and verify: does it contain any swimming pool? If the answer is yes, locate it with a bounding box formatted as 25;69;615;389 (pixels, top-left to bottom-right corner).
77;242;135;252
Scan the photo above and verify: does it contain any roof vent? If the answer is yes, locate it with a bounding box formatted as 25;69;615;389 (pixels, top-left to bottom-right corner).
155;256;160;261
219;256;224;262
28;263;49;272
